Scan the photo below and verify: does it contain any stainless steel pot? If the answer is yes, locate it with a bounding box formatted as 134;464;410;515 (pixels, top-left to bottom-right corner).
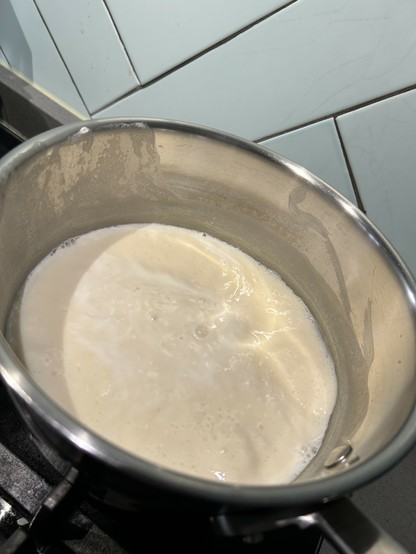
0;118;415;553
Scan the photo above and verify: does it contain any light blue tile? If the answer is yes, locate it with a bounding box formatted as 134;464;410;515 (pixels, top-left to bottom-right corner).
0;0;87;115
259;120;357;204
35;0;139;113
106;0;290;83
97;0;416;139
337;89;416;277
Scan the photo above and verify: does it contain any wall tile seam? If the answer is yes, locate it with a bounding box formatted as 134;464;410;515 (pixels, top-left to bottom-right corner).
255;83;416;143
92;79;416;131
32;0;88;116
89;0;298;115
0;47;10;67
91;84;143;116
101;0;141;86
333;118;365;213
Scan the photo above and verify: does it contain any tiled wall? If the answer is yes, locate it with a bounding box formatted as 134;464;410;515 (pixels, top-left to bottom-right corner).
1;0;415;275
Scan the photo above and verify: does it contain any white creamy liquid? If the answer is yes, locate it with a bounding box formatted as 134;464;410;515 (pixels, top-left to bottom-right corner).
8;223;337;485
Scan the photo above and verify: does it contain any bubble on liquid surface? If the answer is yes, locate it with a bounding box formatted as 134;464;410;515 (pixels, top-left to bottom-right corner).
193;325;209;339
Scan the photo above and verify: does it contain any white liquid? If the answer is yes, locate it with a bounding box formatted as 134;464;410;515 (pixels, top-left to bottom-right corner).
8;224;337;485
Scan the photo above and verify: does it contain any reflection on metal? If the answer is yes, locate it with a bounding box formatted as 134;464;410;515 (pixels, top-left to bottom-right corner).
214;496;410;553
324;444;354;469
0;497;12;523
0;64;83;139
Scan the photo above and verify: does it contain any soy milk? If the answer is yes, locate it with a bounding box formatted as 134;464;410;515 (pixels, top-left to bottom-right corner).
7;224;337;485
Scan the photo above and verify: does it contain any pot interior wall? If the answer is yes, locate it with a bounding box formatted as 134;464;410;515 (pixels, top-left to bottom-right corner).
0;121;415;485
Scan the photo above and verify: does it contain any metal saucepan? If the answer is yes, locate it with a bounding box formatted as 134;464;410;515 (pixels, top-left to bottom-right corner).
0;118;415;553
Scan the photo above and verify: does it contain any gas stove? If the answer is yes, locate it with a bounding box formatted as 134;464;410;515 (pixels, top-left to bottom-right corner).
0;86;415;552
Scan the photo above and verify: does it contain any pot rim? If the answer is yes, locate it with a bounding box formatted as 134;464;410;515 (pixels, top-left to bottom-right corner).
1;116;416;508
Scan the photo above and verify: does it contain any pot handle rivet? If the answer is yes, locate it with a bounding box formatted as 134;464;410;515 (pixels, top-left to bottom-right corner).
324;444;354;469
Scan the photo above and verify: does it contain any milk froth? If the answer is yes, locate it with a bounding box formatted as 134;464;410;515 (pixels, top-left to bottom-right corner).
7;223;337;485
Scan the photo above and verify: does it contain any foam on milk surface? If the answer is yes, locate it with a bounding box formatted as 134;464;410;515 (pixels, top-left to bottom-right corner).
8;223;337;485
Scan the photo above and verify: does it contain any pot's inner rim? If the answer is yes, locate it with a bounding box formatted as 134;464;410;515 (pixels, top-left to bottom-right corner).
0;118;415;505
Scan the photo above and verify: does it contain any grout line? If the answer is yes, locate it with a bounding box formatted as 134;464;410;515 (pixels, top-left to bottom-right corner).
91;84;142;116
0;47;11;68
255;115;333;143
91;0;298;116
255;83;416;143
102;0;142;85
124;0;299;89
331;82;416;118
32;0;90;116
333;117;366;213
